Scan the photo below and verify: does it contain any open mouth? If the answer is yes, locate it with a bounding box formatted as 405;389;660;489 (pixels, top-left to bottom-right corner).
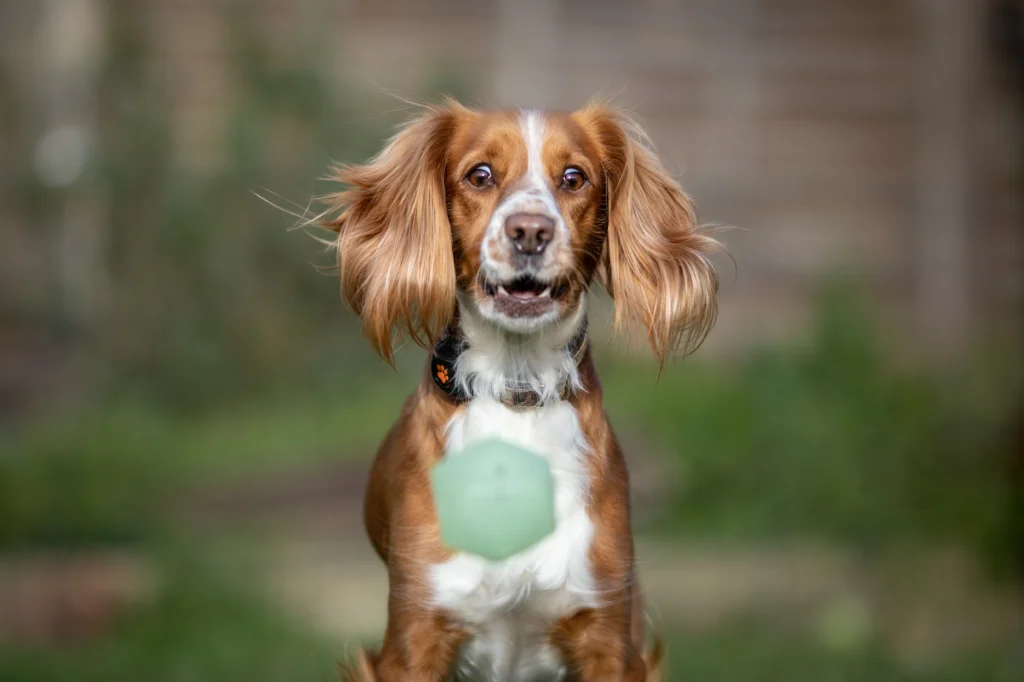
483;275;569;302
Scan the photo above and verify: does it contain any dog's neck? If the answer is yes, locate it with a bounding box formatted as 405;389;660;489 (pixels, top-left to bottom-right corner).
433;296;588;407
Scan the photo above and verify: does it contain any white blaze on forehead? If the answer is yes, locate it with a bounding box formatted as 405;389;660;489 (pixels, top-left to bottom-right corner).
478;109;567;284
520;109;548;193
505;109;560;218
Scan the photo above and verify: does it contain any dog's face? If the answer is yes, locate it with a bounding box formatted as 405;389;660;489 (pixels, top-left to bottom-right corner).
325;100;718;362
445;110;607;333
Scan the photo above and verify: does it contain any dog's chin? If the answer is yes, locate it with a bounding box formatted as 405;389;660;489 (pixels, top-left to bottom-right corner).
471;275;575;334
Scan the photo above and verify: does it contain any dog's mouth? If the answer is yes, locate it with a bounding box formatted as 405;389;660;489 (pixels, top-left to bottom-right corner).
483;275;569;302
481;275;570;319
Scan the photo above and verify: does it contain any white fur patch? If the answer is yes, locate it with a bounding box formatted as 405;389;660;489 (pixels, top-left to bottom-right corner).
479;110;567;287
453;293;586;404
522;111;550;201
430;390;596;681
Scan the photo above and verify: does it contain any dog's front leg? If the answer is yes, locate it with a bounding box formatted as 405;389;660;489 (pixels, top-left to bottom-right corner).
343;603;465;682
374;605;466;682
356;476;467;682
551;454;652;682
552;602;648;682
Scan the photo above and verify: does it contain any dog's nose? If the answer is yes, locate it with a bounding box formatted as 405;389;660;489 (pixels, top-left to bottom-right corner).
504;213;554;255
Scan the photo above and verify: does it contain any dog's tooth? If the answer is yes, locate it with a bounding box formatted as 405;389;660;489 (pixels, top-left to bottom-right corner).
539;288;551;298
498;285;509;296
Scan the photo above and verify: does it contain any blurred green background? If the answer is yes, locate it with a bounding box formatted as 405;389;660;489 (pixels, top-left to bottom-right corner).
1;1;1023;680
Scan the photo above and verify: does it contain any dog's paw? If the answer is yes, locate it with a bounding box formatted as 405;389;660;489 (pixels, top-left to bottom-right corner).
644;635;666;682
338;646;377;682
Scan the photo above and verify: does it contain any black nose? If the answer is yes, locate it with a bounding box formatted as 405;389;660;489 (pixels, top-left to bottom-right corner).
504;213;554;255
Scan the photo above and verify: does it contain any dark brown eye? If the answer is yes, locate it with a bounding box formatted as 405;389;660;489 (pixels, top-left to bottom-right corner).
561;167;586;191
466;164;494;188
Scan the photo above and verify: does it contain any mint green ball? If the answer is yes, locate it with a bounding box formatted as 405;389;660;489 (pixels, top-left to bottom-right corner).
431;438;555;561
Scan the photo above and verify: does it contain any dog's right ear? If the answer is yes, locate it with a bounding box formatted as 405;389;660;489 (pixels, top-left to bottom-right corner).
324;102;470;362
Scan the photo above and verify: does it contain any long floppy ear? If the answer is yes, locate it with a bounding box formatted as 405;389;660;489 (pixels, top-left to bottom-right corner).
580;105;720;366
323;104;464;362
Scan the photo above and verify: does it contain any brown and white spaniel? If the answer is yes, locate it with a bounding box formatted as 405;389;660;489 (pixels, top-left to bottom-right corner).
323;99;720;682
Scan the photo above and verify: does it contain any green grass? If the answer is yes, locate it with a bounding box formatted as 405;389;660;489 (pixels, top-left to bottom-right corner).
2;548;1019;682
0;549;341;682
661;630;1023;682
0;378;410;548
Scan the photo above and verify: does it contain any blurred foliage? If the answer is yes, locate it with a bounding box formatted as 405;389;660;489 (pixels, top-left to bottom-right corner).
92;6;377;409
0;548;339;682
0;381;411;548
604;283;1018;569
7;2;422;412
661;629;1023;682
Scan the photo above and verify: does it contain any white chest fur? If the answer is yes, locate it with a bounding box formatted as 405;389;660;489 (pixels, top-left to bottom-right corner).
430;398;597;682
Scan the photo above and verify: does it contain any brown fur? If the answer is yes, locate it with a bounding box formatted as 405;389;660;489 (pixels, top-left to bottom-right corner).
324;103;465;361
342;357;656;681
326;100;719;681
576;103;720;364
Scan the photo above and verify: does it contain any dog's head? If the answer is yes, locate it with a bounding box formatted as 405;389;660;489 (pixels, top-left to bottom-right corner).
324;99;719;364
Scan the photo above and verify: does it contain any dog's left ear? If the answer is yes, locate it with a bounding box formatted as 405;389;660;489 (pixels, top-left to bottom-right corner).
324;102;468;362
578;105;720;366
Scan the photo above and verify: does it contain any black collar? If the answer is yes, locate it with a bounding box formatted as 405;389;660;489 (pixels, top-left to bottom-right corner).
431;319;589;408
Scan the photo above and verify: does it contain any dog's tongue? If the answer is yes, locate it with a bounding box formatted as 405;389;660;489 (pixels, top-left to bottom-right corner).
512;289;539;299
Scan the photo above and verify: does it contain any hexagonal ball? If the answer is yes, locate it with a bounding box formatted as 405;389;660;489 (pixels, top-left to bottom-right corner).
430;437;555;561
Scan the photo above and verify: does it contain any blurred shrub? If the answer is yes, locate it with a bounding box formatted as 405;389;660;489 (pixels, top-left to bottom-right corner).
605;283;1016;564
0;383;410;549
0;406;172;547
91;6;384;410
6;2;475;413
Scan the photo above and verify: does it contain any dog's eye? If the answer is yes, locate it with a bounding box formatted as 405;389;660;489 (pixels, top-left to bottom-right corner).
466;164;494;189
561;167;586;192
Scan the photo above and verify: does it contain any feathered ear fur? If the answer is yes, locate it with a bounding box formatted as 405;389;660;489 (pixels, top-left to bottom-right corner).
323;103;466;362
579;104;720;366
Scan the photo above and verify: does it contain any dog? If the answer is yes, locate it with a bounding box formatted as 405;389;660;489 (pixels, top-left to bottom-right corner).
322;99;720;682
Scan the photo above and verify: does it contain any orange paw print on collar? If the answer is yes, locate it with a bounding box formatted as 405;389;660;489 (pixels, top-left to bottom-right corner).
436;364;450;384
